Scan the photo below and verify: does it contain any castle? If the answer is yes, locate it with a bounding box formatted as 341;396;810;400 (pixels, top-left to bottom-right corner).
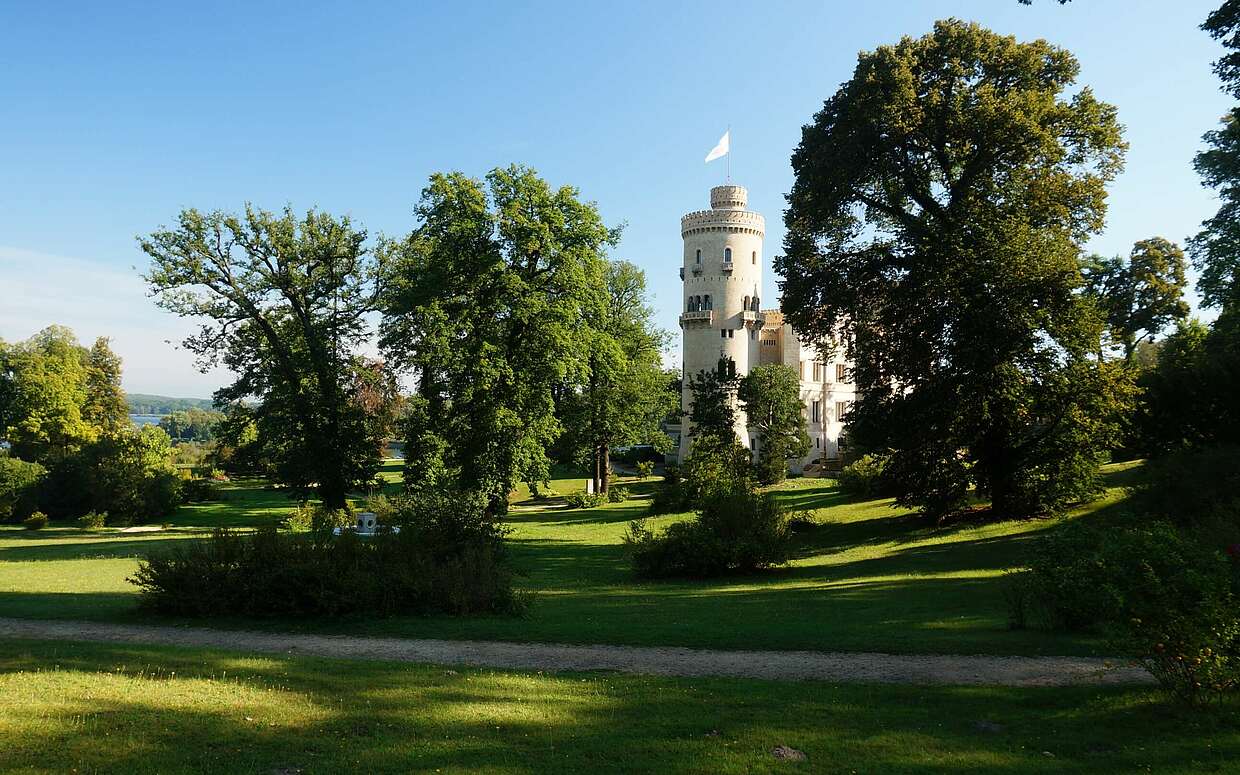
673;184;855;471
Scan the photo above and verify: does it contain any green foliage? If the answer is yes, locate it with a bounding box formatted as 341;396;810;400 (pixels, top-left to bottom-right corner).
379;166;615;515
837;454;891;499
76;511;107;529
141;205;384;509
1134;445;1240;531
778;20;1129;521
180;476;220;503
1;326;97;461
0;456;46;523
21;511;48;530
1081;238;1191;360
606;485;629;503
1009;521;1240;704
124;393;214;415
626;489;789;578
564;490;606;509
157;408;225;443
634;460;655;479
82;337;129;433
738;364;810;485
133;489;521;618
39;426;182;523
208;404;268;475
684;358;737;443
557;260;677;496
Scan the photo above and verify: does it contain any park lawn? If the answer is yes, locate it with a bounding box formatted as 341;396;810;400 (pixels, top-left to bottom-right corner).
0;462;1143;656
1;638;1236;775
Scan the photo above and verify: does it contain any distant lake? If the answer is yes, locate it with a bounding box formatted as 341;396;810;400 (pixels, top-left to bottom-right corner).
130;414;164;427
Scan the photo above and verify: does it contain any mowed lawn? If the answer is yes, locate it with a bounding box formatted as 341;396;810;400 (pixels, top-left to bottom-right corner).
0;461;1145;656
1;638;1236;775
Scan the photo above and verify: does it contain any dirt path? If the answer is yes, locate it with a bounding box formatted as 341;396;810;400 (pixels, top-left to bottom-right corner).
0;617;1151;686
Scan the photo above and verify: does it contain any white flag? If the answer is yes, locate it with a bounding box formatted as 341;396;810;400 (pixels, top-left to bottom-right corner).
705;130;730;163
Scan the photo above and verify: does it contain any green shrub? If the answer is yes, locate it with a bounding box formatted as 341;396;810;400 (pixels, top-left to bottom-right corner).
838;454;891;499
1136;445;1240;531
626;488;790;578
564;491;606;509
0;456;46;523
606;486;629;503
181;477;221;503
634;461;655;480
1011;521;1240;705
22;511;48;530
76;511;107;529
131;490;524;618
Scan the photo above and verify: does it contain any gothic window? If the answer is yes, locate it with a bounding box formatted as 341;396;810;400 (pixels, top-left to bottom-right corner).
752;250;757;265
753;296;759;310
704;294;712;310
724;247;732;263
743;295;750;310
695;249;702;264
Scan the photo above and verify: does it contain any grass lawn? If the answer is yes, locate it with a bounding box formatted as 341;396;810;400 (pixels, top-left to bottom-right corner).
1;637;1236;774
0;461;1146;656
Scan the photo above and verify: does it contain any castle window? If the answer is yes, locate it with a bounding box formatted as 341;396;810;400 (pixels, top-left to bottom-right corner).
836;363;847;382
812;361;822;382
743;295;750;310
724;247;732;262
728;329;735;338
836;401;851;420
721;329;727;339
752;251;757;265
703;294;712;310
695;249;701;264
812;400;821;424
751;296;760;311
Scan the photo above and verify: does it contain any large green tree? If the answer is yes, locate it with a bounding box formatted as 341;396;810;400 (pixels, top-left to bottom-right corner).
559;261;677;494
379;166;613;515
684;358;739;445
0;326;96;462
778;20;1131;519
140;206;382;509
737;364;810;485
1082;238;1190;361
83;337;130;432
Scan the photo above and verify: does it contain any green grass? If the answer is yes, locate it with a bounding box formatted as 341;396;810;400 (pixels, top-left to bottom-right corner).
2;638;1236;774
0;461;1145;656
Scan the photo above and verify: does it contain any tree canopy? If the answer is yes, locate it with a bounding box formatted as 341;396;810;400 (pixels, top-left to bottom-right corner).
1082;238;1190;361
140;206;383;508
379;166;614;514
778;20;1131;519
737;364;810;485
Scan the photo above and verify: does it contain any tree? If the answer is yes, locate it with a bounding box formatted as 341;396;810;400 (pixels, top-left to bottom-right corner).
560;261;677;494
684;357;738;445
778;20;1130;519
1082;238;1190;361
1;326;96;462
380;166;613;515
83;337;130;432
738;364;811;485
140;206;382;508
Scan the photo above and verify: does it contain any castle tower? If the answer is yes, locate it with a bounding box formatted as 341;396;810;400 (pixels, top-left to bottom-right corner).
678;184;765;460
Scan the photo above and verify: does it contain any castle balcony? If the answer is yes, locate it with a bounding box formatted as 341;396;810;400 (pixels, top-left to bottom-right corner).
721;261;734;273
691;265;703;276
741;310;764;325
679;310;713;327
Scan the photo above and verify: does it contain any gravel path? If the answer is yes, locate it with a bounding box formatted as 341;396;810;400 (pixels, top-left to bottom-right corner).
0;617;1152;686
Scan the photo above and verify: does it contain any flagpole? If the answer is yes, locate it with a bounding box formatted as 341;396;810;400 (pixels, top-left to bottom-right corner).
726;125;731;184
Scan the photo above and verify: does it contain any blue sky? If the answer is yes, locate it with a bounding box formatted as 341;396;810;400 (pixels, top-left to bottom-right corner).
0;0;1231;396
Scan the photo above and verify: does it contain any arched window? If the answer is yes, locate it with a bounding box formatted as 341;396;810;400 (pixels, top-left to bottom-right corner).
743;295;750;310
703;294;712;310
752;251;757;265
724;247;732;263
695;249;702;265
696;295;702;310
752;296;760;311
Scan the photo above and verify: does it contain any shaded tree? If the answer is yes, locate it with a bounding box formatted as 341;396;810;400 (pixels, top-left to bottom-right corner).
83;337;130;432
738;364;810;485
778;20;1130;519
140;206;382;508
684;357;738;446
380;166;613;515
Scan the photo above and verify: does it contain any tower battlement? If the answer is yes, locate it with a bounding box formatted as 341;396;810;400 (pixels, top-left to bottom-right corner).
710;184;748;210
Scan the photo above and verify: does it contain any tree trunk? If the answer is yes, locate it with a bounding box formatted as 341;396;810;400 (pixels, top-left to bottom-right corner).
600;444;610;494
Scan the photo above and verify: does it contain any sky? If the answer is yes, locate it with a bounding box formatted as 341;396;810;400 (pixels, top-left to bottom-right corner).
0;0;1232;398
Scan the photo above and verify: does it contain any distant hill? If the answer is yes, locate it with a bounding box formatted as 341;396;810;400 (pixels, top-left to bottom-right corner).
125;393;215;416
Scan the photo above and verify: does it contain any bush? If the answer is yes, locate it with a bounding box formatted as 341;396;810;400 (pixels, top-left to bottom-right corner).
76;511;107;529
634;461;655;480
22;511;48;530
838;454;891;499
564;491;606;509
131;490;524;618
0;456;46;523
181;477;221;503
1010;521;1240;705
626;488;790;578
1136;445;1240;531
606;486;629;503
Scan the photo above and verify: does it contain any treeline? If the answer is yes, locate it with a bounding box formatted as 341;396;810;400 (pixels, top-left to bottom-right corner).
125;394;214;416
0;327;183;525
